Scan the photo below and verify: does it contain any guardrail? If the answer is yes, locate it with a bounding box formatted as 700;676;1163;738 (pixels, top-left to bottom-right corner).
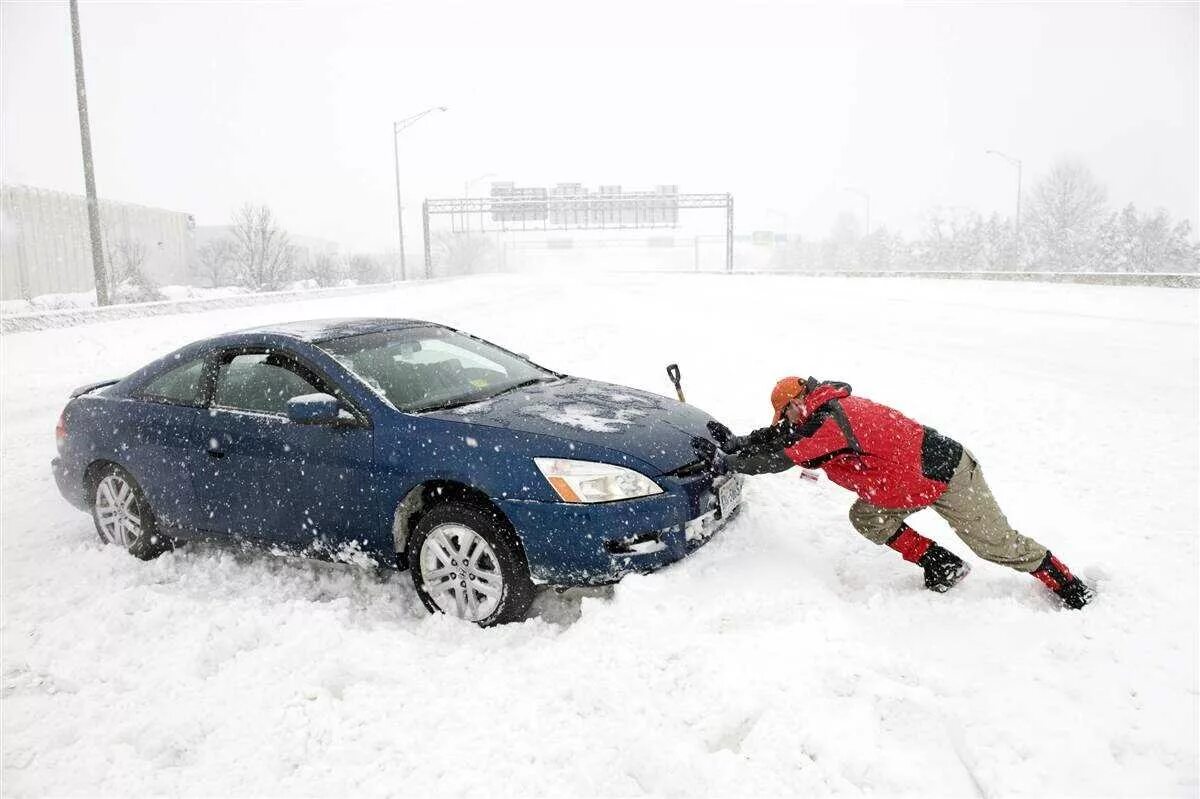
2;270;1195;334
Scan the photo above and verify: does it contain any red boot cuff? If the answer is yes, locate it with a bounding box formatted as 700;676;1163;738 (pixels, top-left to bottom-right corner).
886;525;933;563
1032;553;1074;592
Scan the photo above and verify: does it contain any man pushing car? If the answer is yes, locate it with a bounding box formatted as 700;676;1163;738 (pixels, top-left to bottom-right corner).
707;377;1094;609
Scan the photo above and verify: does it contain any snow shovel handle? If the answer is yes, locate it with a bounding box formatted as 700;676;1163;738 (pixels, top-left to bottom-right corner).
666;363;686;403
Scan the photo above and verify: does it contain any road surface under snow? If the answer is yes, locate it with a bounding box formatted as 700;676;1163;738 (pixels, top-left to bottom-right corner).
2;272;1197;797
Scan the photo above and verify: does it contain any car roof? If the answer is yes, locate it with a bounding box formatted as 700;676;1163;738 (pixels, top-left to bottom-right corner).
232;317;437;343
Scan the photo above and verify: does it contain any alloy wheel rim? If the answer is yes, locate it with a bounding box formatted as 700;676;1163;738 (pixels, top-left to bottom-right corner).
95;474;142;547
419;523;504;622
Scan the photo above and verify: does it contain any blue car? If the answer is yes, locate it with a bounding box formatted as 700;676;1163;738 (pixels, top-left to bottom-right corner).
52;318;742;625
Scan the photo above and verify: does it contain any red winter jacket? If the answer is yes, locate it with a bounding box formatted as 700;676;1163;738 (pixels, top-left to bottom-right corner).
727;380;964;510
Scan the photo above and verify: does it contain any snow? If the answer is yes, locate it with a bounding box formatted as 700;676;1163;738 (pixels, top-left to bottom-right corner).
287;392;335;407
1;272;1197;796
522;401;647;433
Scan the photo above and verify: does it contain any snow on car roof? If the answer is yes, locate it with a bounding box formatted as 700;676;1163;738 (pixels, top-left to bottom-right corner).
232;317;436;342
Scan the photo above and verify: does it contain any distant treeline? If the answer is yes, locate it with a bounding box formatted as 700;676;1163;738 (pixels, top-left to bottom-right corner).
775;160;1199;274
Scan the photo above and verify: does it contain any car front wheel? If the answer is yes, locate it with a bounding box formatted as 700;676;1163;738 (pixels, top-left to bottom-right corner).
407;503;534;626
90;464;173;560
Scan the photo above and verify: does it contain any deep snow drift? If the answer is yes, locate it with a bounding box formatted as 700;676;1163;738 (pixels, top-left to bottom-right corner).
2;273;1197;797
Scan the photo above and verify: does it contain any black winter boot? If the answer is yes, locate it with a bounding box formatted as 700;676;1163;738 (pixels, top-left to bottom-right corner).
917;545;972;593
885;525;971;594
1032;552;1094;609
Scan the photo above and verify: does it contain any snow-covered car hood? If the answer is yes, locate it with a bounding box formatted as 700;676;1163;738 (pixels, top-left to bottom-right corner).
424;376;720;474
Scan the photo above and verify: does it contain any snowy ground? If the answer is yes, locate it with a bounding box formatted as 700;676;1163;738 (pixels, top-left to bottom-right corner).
2;273;1197;797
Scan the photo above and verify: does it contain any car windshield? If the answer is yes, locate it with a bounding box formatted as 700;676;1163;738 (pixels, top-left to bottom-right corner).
318;326;557;413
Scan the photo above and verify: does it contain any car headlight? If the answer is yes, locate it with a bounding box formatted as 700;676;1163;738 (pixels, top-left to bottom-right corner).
534;457;663;503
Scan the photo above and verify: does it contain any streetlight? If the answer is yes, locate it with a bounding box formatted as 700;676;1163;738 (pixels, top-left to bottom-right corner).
985;149;1022;234
461;172;496;232
393;105;447;280
464;172;496;197
844;187;870;237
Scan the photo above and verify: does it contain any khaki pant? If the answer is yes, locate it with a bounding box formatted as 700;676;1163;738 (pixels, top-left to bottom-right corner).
848;451;1048;572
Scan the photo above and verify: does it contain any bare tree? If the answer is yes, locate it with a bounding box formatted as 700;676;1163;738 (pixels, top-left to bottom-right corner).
230;204;294;291
298;249;346;287
192;238;237;288
432;232;495;276
101;225;162;302
1025;160;1107;270
346;253;388;284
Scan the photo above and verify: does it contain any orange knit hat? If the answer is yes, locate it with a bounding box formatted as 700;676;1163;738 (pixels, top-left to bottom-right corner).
770;376;806;423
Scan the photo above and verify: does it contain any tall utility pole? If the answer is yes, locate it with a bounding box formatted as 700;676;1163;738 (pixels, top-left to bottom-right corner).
985;149;1023;234
70;0;108;306
392;106;447;280
844;187;871;237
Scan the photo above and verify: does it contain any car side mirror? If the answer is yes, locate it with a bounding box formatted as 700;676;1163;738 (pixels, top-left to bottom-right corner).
287;393;342;424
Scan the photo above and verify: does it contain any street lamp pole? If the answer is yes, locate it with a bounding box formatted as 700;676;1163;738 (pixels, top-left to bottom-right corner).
845;187;870;237
393;106;447;280
463;173;496;197
985;149;1022;235
461;172;495;232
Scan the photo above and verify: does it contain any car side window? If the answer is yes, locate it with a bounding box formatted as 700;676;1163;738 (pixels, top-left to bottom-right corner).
213;352;324;416
139;357;206;405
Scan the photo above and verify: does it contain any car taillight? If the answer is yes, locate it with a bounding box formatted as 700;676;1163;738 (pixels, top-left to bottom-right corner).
55;409;67;453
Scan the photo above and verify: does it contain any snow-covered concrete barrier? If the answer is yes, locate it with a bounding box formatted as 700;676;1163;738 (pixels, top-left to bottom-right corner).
725;270;1199;288
2;271;1195;334
0;280;411;334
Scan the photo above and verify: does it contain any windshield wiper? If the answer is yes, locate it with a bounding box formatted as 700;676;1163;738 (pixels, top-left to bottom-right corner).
486;376;558;401
408;377;558;414
407;396;490;414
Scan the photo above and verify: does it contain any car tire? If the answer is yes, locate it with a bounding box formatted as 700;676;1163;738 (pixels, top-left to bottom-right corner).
407;502;535;626
89;464;174;561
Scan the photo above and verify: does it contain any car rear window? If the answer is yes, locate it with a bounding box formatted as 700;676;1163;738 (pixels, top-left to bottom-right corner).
140;358;206;405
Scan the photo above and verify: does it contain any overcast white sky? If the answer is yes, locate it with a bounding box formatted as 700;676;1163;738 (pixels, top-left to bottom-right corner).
2;0;1197;250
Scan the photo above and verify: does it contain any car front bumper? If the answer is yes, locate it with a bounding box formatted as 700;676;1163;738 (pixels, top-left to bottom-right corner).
497;472;743;586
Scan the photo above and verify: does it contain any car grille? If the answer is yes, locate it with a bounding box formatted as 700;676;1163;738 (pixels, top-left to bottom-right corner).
666;458;709;478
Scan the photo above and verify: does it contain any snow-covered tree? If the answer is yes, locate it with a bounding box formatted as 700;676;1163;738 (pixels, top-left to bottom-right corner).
858;226;905;272
821;211;862;271
1096;204;1200;273
912;207;984;271
1024;160;1107;271
1165;220;1200;273
980;212;1020;271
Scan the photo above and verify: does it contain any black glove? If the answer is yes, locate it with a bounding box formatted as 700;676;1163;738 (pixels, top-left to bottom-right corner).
706;420;733;445
707;420;746;453
692;437;718;461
